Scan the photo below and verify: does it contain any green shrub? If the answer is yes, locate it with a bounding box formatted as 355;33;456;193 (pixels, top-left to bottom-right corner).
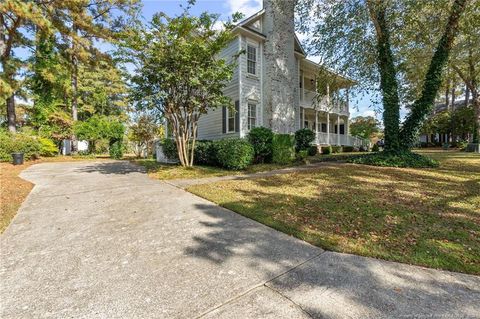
0;130;41;162
215;138;254;170
331;145;342;153
272;134;295;164
343;146;355;153
194;140;217;166
322;145;332;155
296;149;309;162
109;140;124;159
39;138;58;157
162;138;178;160
294;128;315;153
372;144;379;152
348;151;439;168
457;140;468;150
308;145;318;156
247;127;274;163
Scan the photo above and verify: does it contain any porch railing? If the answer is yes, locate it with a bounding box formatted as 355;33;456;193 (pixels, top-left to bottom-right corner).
315;132;370;147
300;89;348;115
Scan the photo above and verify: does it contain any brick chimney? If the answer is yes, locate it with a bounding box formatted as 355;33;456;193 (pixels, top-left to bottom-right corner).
262;0;298;133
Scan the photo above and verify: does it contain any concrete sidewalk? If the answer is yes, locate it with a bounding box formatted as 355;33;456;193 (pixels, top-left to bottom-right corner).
1;161;479;318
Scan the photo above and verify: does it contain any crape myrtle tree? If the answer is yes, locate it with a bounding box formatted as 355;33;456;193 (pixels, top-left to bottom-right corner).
297;0;469;153
125;5;240;167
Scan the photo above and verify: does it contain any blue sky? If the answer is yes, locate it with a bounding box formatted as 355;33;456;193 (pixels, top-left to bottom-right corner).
140;0;379;120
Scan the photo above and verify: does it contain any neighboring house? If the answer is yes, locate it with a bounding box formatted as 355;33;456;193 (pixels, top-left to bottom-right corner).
195;1;369;148
418;99;473;145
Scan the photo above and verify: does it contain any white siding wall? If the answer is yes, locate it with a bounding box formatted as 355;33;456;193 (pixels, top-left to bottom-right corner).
239;36;262;137
197;37;240;140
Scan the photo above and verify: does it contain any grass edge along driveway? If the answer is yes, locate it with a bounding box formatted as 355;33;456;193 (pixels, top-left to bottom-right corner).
187;150;480;275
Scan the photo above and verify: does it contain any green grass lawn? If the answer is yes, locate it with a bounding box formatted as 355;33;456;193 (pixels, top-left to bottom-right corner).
133;159;298;180
187;150;480;274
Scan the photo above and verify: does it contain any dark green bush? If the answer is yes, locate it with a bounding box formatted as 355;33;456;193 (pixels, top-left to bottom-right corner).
162;138;178;160
372;144;380;152
39;138;58;157
109;140;124;159
331;145;342;153
215;138;254;170
272;134;295;164
0;130;41;161
194;140;217;166
296;149;309;162
348;151;439;168
343;146;355;153
247;127;274;163
308;145;318;156
294;128;315;153
322;145;332;155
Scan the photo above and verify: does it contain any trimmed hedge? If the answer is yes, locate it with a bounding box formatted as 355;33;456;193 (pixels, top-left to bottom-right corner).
194;140;217;166
215;138;254;170
272;134;295;164
343;146;354;153
294;128;315;153
161;138;178;160
331;145;342;153
0;130;41;162
247;127;274;163
322;145;332;155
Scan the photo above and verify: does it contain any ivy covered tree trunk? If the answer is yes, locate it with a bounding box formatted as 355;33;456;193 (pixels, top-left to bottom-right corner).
366;0;401;152
399;0;469;149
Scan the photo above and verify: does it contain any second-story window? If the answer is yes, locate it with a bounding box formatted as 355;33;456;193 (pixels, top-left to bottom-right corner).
247;45;257;75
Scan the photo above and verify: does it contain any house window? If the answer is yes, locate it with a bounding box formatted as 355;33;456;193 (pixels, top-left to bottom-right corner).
321;123;327;133
247;45;257;75
248;103;257;130
228;108;235;132
340;124;345;135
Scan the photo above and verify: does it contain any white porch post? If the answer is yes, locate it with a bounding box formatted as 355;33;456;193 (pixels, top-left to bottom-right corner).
337;114;341;145
302;72;305;101
326;84;330;145
345;116;349;145
315;109;318;134
301;107;305;129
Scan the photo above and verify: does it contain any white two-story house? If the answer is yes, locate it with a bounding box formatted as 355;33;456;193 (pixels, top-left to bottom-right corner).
196;0;368;148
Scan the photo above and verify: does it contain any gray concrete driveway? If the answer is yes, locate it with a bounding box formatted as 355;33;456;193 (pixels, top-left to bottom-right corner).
1;161;479;318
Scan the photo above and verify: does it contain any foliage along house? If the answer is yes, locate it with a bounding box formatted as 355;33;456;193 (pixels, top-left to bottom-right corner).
193;0;369;148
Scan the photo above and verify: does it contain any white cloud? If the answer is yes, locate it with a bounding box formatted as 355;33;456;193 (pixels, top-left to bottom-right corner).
360;110;376;117
226;0;261;17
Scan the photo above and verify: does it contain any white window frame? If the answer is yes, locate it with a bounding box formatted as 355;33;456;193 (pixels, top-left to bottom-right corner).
227;108;235;133
247;44;257;75
247;102;257;130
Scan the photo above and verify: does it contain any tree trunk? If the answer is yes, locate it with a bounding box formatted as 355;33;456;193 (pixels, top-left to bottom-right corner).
465;85;470;106
71;27;79;152
367;0;401;152
399;0;468;149
473;90;480;143
6;95;16;133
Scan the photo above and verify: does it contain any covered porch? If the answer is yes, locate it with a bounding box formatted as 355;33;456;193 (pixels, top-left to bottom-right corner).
300;107;368;147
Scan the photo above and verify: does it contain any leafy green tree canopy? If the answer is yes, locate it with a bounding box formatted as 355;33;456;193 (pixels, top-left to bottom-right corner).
124;6;240;167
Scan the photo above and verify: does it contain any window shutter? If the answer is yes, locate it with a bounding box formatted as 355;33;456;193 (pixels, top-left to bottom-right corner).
235;100;240;133
222;106;226;134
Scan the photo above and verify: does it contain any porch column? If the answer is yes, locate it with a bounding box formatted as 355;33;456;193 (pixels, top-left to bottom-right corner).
337;114;341;145
301;107;305;128
302;72;305;101
315;109;318;134
326;112;330;145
